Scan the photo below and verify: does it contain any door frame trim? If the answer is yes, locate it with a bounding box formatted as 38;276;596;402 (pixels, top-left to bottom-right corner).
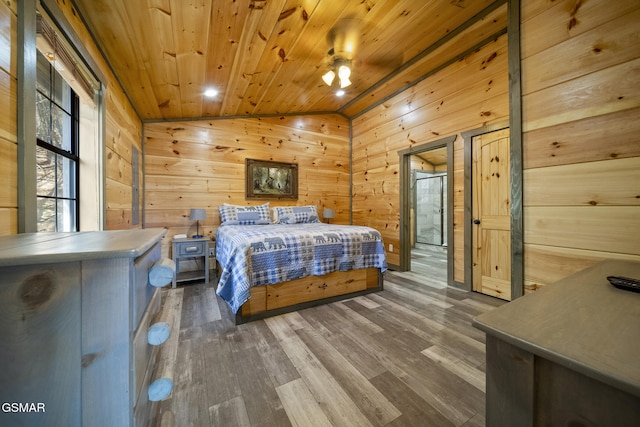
460;0;523;298
398;135;456;286
507;0;524;299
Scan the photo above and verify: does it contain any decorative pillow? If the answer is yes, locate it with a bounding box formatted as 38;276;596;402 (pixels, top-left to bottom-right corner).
219;203;271;225
271;207;279;223
274;205;320;224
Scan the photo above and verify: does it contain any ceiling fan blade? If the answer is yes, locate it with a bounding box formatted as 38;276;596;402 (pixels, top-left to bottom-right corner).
353;51;404;75
327;17;362;59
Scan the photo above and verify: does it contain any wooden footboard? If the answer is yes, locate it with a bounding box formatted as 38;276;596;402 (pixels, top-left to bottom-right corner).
235;268;383;324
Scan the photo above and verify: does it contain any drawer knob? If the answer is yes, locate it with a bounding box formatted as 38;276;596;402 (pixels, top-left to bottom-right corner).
149;258;176;287
148;378;173;402
148;322;171;345
185;246;199;253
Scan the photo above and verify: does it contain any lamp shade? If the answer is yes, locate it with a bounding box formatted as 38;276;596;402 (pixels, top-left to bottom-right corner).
322;70;335;86
189;208;206;221
323;208;334;219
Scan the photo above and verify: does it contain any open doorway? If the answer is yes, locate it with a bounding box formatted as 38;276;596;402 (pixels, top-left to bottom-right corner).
398;135;455;286
409;149;448;283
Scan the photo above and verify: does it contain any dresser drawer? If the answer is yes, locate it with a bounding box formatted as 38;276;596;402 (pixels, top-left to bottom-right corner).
134;243;161;329
176;240;207;257
133;289;162;408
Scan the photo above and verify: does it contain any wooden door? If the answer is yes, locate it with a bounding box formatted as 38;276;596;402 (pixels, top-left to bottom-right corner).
472;128;511;300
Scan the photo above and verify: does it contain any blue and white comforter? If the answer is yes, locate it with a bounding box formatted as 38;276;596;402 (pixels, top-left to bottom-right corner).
216;223;387;313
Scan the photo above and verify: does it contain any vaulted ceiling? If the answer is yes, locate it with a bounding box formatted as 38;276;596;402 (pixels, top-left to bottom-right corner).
73;0;507;121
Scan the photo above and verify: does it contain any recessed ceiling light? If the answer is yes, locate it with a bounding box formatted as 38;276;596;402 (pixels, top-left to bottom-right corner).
203;88;218;97
336;89;345;97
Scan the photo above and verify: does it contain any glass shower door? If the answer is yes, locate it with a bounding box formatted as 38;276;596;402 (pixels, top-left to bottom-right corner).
415;175;447;246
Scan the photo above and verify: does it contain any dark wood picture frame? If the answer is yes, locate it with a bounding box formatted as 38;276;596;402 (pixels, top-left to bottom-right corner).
245;158;298;200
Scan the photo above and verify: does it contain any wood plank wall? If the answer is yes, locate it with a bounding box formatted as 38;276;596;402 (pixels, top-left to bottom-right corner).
352;0;640;291
0;0;142;234
0;1;18;235
143;115;351;258
3;0;637;296
521;0;640;291
351;33;510;276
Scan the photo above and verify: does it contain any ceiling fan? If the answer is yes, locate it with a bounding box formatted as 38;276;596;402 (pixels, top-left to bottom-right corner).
321;18;362;89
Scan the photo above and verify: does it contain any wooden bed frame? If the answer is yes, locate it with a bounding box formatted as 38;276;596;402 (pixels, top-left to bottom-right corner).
233;267;383;324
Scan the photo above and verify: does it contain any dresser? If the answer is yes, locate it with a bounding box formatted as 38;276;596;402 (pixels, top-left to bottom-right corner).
473;260;640;426
0;229;171;427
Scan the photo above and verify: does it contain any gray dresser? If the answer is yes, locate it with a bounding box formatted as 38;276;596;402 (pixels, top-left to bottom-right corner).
0;228;170;426
473;260;640;426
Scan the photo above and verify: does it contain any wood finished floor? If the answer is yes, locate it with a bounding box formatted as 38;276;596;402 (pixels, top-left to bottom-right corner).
153;250;505;427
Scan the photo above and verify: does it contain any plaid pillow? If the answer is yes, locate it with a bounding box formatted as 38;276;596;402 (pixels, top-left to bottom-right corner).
219;203;272;225
274;205;320;224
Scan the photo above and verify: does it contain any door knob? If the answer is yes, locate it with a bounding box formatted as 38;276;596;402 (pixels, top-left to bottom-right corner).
473;219;481;225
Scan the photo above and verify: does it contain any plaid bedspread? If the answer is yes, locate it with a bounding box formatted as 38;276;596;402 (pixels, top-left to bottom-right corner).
215;223;387;313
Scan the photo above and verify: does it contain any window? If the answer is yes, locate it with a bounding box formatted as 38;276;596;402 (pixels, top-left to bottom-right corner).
17;7;103;233
35;50;80;232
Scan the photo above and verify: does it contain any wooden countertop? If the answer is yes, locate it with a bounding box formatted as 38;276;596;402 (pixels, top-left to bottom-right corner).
473;260;640;398
0;228;167;266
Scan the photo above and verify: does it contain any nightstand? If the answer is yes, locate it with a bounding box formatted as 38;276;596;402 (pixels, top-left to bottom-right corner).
171;237;209;288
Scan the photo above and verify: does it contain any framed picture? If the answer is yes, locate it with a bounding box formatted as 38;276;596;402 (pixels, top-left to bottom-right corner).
245;158;298;200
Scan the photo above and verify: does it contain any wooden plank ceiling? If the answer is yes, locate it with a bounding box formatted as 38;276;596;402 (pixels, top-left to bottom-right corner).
414;147;448;168
72;0;507;121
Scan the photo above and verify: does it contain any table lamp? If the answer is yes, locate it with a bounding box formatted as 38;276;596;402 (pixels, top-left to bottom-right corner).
323;207;334;224
189;208;206;238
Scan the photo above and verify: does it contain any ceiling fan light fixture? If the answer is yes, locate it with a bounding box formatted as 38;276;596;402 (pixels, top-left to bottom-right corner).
338;64;351;79
338;64;351;88
323;56;353;88
322;70;335;86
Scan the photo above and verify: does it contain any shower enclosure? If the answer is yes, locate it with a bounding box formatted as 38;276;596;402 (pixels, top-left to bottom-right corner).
414;172;447;246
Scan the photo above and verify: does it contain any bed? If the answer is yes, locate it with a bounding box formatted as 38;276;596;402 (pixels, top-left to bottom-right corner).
215;207;387;323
